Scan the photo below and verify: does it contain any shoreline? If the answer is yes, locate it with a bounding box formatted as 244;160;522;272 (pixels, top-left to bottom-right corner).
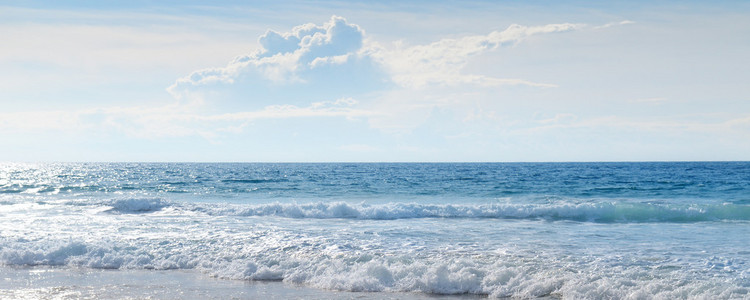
0;266;489;299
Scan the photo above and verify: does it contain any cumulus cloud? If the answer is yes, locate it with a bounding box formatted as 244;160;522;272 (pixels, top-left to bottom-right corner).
168;15;373;99
257;16;362;60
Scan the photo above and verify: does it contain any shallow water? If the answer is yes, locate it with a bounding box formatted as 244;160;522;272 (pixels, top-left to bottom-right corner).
1;162;749;298
0;267;489;299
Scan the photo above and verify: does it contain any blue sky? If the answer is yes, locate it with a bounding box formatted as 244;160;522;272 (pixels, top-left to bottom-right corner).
1;1;749;162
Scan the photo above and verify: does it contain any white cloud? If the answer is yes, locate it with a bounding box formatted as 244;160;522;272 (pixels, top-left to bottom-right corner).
168;17;578;99
168;15;369;97
309;54;351;68
0;15;632;145
373;23;580;88
593;20;634;30
162;16;587;138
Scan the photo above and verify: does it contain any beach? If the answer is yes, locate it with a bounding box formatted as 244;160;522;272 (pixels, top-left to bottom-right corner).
1;266;497;299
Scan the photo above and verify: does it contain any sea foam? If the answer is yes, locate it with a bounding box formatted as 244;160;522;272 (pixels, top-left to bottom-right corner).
104;198;169;213
196;201;750;222
1;238;747;298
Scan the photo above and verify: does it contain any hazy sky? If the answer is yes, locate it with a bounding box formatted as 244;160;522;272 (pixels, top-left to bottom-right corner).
1;0;749;162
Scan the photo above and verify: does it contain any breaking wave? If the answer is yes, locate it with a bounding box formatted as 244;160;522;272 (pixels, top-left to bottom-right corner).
198;201;750;223
104;198;169;213
0;239;747;298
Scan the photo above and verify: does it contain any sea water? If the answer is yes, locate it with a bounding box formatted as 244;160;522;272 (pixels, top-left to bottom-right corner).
0;162;748;299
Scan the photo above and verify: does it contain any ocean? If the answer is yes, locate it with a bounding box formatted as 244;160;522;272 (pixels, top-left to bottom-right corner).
0;162;748;299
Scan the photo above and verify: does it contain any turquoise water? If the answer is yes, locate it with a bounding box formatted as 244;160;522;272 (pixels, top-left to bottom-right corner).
1;162;749;298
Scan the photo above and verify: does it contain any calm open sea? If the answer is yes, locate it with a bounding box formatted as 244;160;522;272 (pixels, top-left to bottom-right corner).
1;162;749;298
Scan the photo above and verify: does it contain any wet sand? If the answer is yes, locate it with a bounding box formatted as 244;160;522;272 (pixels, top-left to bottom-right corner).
0;266;488;299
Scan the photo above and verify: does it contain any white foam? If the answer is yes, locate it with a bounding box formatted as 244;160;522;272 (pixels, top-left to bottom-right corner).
2;239;747;298
0;241;87;266
196;201;750;222
1;198;748;298
105;198;168;213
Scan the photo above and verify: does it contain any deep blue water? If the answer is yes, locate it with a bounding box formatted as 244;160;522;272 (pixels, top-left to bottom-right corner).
3;161;749;201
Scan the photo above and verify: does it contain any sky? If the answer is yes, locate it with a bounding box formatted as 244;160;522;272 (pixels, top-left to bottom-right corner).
1;0;749;162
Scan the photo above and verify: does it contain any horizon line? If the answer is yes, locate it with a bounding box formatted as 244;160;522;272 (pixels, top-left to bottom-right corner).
3;160;748;164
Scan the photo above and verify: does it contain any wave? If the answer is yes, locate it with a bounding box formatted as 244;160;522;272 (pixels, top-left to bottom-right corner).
104;198;169;213
18;197;750;222
197;201;750;223
0;239;745;298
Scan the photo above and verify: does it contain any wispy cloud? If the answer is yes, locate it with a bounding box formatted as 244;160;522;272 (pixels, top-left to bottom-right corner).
593;20;634;30
201;97;374;122
374;23;579;88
